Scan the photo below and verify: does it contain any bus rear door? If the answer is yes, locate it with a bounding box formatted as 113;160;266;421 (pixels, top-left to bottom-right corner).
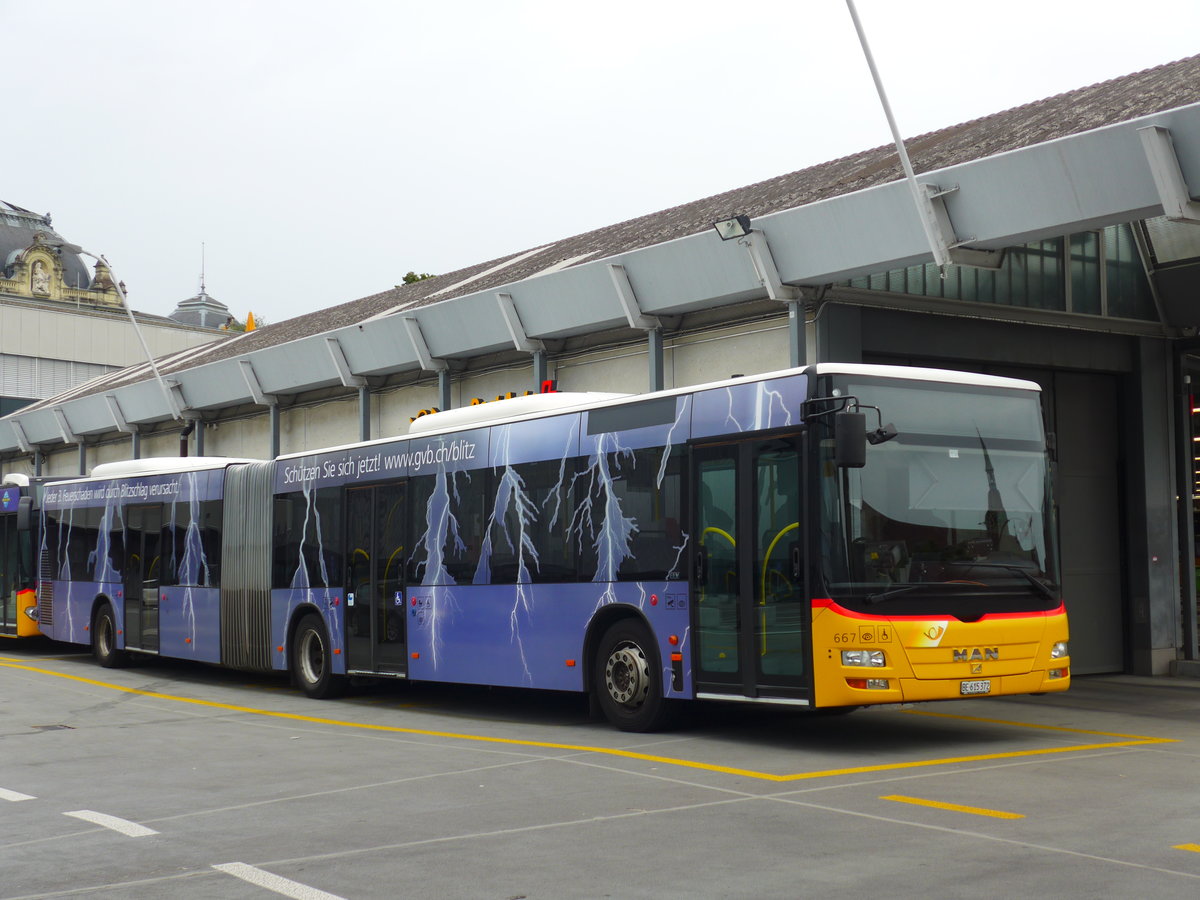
344;482;409;675
123;504;163;653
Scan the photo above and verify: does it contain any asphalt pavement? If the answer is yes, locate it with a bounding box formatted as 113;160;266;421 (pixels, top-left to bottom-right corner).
2;640;1200;899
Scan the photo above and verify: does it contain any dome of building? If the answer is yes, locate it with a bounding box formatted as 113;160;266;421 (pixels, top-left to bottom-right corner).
168;286;232;329
0;201;92;289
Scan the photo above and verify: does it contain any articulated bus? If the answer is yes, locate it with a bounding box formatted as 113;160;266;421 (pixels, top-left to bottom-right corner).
33;364;1069;730
1;475;40;638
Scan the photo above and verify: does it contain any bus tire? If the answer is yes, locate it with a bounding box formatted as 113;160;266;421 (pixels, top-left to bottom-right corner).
292;613;345;699
93;602;129;668
594;619;673;732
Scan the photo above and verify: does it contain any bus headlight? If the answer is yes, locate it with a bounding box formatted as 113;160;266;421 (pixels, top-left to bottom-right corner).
842;649;886;667
23;606;38;622
1050;641;1069;659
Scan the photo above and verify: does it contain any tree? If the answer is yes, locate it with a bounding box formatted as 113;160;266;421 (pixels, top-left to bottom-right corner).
402;271;434;284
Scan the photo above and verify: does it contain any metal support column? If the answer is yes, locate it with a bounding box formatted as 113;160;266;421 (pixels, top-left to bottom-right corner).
194;420;205;456
33;450;43;477
77;443;86;476
532;349;548;392
359;385;371;442
131;431;142;460
610;263;665;393
787;300;805;368
648;328;664;392
438;370;452;411
269;403;281;459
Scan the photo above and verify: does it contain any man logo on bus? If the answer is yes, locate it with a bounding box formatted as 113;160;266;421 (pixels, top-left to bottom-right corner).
953;648;1000;662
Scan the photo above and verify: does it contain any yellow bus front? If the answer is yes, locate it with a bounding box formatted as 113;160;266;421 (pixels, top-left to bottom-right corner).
811;598;1070;707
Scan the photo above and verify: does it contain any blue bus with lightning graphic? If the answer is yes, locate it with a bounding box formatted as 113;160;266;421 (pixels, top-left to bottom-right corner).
35;364;1069;730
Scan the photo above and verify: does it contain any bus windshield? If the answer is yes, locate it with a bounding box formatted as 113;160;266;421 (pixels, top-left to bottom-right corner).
816;376;1060;617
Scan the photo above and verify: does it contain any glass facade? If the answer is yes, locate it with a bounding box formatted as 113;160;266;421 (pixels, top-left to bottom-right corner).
848;224;1156;321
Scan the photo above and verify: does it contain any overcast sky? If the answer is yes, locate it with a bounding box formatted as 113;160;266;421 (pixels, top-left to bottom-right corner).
7;0;1199;327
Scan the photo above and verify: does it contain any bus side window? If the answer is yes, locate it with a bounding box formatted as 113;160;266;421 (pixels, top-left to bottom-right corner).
271;496;296;588
586;446;683;582
486;458;584;585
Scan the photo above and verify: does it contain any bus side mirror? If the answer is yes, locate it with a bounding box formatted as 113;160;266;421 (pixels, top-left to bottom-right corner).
16;496;32;531
834;412;867;468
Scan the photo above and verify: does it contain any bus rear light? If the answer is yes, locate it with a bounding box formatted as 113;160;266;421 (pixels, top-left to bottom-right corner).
668;634;679;646
846;678;890;690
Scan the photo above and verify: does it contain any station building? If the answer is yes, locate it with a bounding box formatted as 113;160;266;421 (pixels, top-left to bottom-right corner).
1;202;230;419
3;56;1200;679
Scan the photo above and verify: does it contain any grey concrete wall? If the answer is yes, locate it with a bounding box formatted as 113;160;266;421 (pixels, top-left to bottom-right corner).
1124;337;1182;675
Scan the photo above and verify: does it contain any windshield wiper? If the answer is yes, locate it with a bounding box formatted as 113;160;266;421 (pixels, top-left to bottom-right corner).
957;562;1059;602
864;565;1057;605
865;582;960;605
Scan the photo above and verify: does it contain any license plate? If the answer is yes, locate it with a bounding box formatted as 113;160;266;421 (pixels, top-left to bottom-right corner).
960;679;991;695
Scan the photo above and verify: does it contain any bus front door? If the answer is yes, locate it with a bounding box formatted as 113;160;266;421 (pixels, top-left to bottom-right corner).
693;436;807;698
123;504;162;653
345;482;408;675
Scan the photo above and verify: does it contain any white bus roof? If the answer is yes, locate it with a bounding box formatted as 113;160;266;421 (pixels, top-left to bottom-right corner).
84;456;257;481
406;391;630;435
404;365;1040;438
812;363;1041;392
273;364;1042;460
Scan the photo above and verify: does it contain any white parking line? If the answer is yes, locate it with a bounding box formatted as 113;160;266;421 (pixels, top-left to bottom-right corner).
63;810;159;837
213;863;346;900
0;787;35;802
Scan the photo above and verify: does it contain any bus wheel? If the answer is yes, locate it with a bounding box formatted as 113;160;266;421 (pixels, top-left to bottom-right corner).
93;602;129;668
594;619;672;732
292;614;345;699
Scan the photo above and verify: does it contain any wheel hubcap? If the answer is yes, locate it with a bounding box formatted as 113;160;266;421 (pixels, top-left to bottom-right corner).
605;641;650;707
299;630;324;684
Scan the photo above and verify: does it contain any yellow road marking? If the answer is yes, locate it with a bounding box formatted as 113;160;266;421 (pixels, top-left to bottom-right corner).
882;794;1024;819
0;659;1176;783
902;707;1167;740
1175;844;1200;853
